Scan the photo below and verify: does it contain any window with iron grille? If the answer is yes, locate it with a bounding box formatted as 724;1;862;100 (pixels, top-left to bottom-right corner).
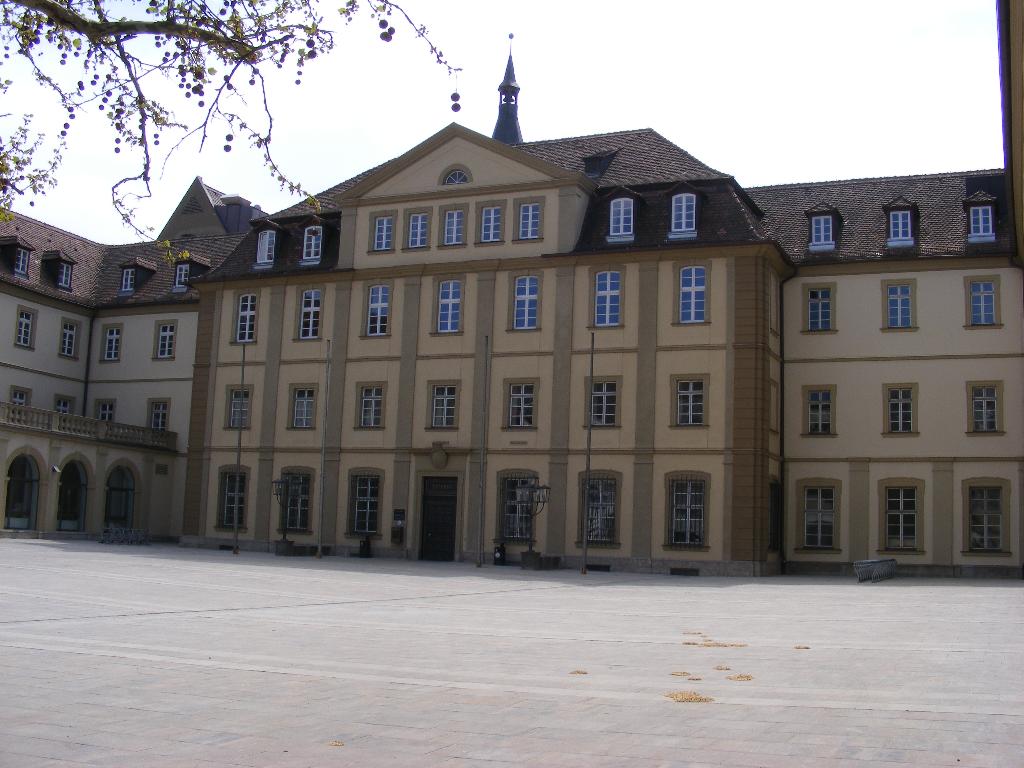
360;385;383;428
149;401;169;431
968;486;1001;551
374;216;393;251
518;203;540;239
60;321;77;357
803;487;835;548
444;209;464;245
228;388;250;428
350;474;380;534
582;476;616;543
15;310;33;348
807;288;832;331
513;275;538;330
508;383;535;428
972;386;998;432
283;472;311;530
431;385;457;428
676;380;704;426
807;389;832;434
590;381;617;426
236;294;256;342
671;193;696;235
887;388;913;433
481;206;502;242
299;289;321;339
256;230;276;264
408;213;428;248
103;327;121;360
887;284;912;328
669;477;705;545
594;271;620;326
501;474;535;542
367;285;389;336
292;388;314;428
303;226;323;262
969;280;996;325
885;486;917;549
679;266;705;323
437;279;461;333
156;323;175;358
219;472;246;528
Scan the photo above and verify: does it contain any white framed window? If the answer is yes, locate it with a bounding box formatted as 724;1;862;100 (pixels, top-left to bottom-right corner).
56;262;73;289
14;248;29;276
508;383;535;428
299;289;321;339
676;380;704;426
971;386;998;432
519;203;540;240
670;478;705;545
10;388;28;406
609;198;634;239
969;280;996;325
590;381;617;426
431;384;457;428
366;285;389;336
810;215;834;248
443;168;469;185
120;268;135;293
513;276;538;330
582;476;617;543
804;487;835;548
303;226;323;262
968;486;1002;551
149;401;169;431
886;284;912;328
408;213;428;248
968;205;994;242
15;310;33;348
594;270;621;326
228;388;250;428
256;230;276;265
220;472;246;528
437;279;461;333
173;262;189;290
96;401;116;422
807;288;832;331
350;474;380;534
678;266;706;323
359;385;383;428
54;397;72;414
887;387;913;433
292;388;314;428
888;210;913;245
670;193;696;237
156;323;175;359
808;389;832;434
444;209;464;245
236;293;256;343
885;486;917;549
103;327;121;361
374;216;393;251
481;206;502;242
60;321;77;358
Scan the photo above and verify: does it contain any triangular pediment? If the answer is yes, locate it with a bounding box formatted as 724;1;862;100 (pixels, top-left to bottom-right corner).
339;123;588;202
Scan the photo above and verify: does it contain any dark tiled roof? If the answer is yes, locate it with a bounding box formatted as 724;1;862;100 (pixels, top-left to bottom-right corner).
516;128;729;187
749;170;1012;263
0;211;241;308
271;164;389;218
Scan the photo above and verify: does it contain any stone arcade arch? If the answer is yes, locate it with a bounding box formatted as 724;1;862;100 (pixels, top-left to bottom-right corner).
57;461;88;532
104;466;136;528
5;455;40;530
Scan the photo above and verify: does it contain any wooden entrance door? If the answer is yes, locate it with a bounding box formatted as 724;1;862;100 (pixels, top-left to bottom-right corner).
420;476;457;561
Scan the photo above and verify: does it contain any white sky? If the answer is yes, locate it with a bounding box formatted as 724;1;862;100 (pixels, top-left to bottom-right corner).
9;0;1004;244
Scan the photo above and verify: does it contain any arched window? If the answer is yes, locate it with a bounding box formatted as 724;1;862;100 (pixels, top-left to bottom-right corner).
4;455;39;530
57;461;87;532
105;466;135;527
442;168;469;185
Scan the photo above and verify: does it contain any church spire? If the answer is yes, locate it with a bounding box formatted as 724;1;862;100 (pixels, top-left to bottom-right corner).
492;36;522;145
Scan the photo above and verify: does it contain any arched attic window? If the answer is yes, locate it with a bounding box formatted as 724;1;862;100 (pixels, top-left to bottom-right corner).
442;168;470;185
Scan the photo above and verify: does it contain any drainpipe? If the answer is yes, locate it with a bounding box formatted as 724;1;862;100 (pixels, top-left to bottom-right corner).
80;311;96;417
778;266;796;576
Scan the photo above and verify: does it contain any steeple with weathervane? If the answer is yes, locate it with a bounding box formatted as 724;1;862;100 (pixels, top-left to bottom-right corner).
492;35;523;145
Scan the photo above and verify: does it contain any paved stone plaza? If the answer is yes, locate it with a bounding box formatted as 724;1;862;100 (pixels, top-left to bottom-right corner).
0;541;1021;767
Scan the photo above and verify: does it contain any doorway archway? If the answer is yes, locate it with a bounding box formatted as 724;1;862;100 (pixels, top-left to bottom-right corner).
5;455;39;530
57;461;87;532
104;466;135;527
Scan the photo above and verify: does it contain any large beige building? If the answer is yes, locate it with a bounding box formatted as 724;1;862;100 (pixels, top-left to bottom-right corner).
3;54;1021;577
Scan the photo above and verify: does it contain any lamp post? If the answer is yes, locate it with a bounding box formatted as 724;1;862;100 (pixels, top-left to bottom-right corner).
516;480;551;555
272;477;291;547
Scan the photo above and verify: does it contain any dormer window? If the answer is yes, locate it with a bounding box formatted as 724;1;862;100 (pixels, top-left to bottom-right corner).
670;193;697;239
810;215;835;251
173;262;190;290
609;197;634;241
256;230;276;265
443;168;469;185
303;226;323;262
968;205;995;243
120;268;136;293
14;248;29;276
888;210;913;247
56;262;73;289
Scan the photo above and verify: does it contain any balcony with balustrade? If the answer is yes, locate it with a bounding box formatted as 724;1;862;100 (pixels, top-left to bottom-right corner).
0;402;177;452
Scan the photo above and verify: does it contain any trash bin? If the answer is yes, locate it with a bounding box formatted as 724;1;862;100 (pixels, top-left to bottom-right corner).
493;544;506;565
359;536;372;558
